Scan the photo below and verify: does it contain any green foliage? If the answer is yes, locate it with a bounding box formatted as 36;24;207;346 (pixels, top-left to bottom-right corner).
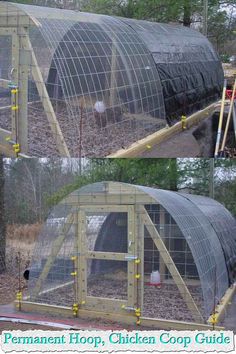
5;0;236;53
45;159;236;218
220;53;231;63
80;0;236;53
45;159;178;208
3;159;236;223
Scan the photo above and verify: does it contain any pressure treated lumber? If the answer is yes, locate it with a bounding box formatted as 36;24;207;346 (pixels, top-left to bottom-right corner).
208;283;236;324
109;101;220;158
19;301;224;330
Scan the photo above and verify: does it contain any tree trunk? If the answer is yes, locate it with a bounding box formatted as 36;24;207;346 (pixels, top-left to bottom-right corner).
0;155;6;273
169;159;179;191
183;0;191;27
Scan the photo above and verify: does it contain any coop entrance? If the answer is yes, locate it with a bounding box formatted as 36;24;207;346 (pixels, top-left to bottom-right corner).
77;205;139;315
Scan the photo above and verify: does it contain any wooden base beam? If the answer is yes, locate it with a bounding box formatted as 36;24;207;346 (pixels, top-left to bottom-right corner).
208;283;236;325
108;102;222;158
0;143;29;157
19;301;224;330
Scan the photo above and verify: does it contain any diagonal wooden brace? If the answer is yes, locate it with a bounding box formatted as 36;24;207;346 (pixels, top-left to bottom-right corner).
140;206;204;323
24;32;70;157
31;213;75;300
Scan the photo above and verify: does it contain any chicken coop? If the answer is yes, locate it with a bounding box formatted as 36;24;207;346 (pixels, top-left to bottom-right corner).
0;3;223;157
19;182;236;330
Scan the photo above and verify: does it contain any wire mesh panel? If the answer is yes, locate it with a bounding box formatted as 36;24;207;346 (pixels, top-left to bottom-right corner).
28;203;76;307
25;182;235;326
86;213;128;299
181;194;236;284
0;3;166;157
83;209;133;312
87;260;128;300
122;19;224;125
143;204;204;323
137;186;229;317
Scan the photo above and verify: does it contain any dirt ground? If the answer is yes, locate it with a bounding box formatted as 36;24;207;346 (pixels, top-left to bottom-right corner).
0;99;165;157
141;112;236;158
35;277;204;323
0;322;57;331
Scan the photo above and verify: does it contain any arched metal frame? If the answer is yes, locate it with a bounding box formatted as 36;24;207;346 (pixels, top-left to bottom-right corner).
121;19;224;124
0;3;223;157
21;182;236;329
181;194;236;284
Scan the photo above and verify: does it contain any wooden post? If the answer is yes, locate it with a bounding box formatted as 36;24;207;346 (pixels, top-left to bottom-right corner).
11;31;19;144
77;210;87;304
215;79;227;157
127;206;136;308
220;79;236;153
135;205;144;313
159;206;166;282
18;27;29;153
109;39;117;107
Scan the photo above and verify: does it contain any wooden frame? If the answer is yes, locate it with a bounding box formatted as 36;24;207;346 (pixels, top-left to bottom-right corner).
0;5;70;157
31;213;75;300
0;3;227;158
77;205;137;313
20;183;215;329
208;284;236;325
19;301;224;330
108;101;223;158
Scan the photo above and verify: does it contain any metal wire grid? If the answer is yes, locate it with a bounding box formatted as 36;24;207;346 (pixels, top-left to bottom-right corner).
1;4;166;157
144;205;198;279
140;204;204;322
137;185;229;317
28;203;75;306
182;194;236;284
26;181;236;323
122;18;224;124
42;14;165;156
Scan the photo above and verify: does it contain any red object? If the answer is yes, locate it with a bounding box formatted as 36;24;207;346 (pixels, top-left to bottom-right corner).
226;90;236;100
145;282;161;287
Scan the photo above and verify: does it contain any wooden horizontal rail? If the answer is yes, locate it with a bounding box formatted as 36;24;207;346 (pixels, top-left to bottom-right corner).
0;128;30;157
86;251;127;261
19;301;224;330
108;101;222;158
208;283;236;325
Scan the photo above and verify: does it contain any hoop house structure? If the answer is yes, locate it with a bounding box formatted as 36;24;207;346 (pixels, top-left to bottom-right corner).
20;182;236;330
0;3;223;157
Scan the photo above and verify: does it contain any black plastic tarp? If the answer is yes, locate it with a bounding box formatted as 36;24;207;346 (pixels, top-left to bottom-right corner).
46;14;224;125
122;19;224;124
